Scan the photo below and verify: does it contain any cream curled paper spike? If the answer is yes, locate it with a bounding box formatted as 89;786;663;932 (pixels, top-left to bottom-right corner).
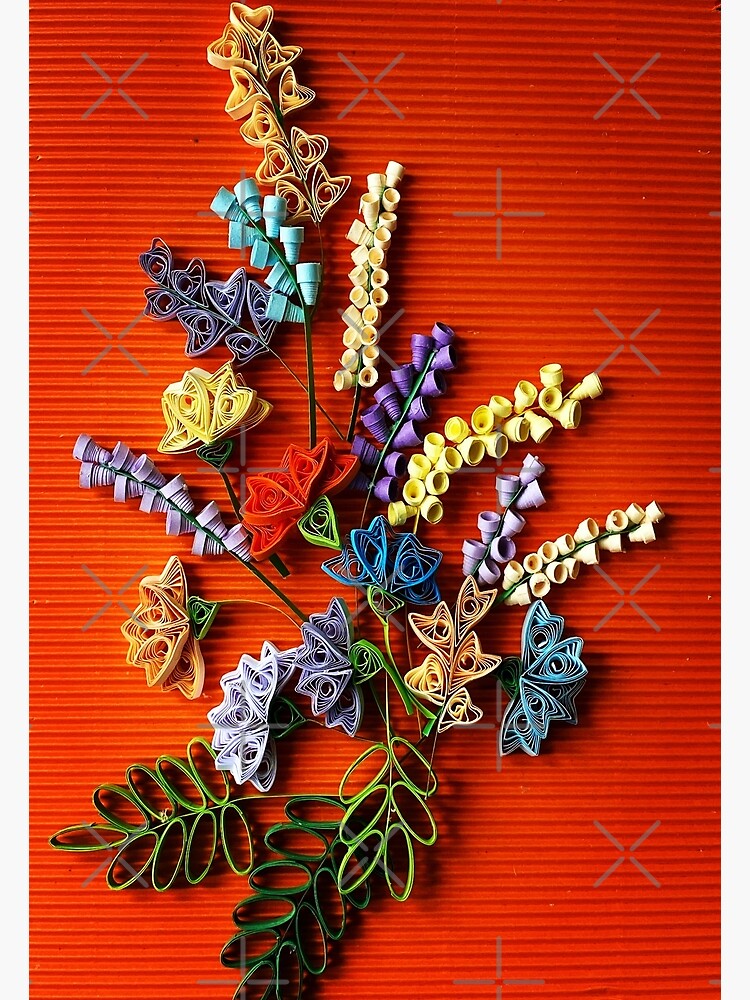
310;162;351;219
256;32;302;79
278;65;315;114
159;362;271;453
224;65;271;120
228;3;274;43
290;126;329;175
239;98;286;146
256;140;295;184
207;22;258;72
274;176;315;222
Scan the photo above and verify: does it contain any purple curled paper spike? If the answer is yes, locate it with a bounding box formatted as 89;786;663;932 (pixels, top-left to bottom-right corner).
361;403;390;444
383;451;407;478
392;420;424;450
419;370;446;398
502;509;526;537
431;322;455;347
79;462;115;489
170;258;206;300
490;534;516;563
177;308;229;356
161;475;194;513
516;479;545;510
410;334;434;371
352;434;381;467
350;472;370;493
432;344;457;372
139;238;173;284
462;539;486;576
139;488;169;514
205;267;247;323
477;557;501;587
374;383;402;421
478;510;501;543
114;475;145;503
374;476;400;503
391;363;414;397
132;454;167;489
144;287;184;321
165;509;194;535
497;474;520;508
520;453;545;484
73;434;112;465
406;395;431;423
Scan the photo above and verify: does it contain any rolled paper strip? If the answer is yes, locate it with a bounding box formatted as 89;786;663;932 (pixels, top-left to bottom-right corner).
279;225;305;264
228;220;254;249
502;509;526;537
551;399;581;430
431;322;455;347
362;303;380;326
406;395;431;423
347;219;371;246
361;324;379;345
131;454;167;488
358;365;379;388
490;534;516;564
513;380;537;413
350;243;371;267
378;211;398;232
563;556;580;579
370;286;389;308
223;523;253;560
574;517;600;543
334;369;355;391
403;477;426;506
387;501;418;527
524;410;553;443
625;502;645;524
384;451;407;478
196;500;227;536
250;238;272;269
362;345;380;365
374;476;400;503
367;246;385;268
352;434;381;467
629;521;657;544
342;328;362;350
505;583;532;607
425;469;449;496
471;405;495;436
385;161;405;187
343;306;364;331
479;432;508;459
361;403;390;443
392;420;424;450
161;475;194;512
502;415;530;443
445;415;470;444
502;559;525;588
538;540;558;564
392;363;414;396
210;186;243;221
478;510;501;542
457;436;485;466
234;177;262;220
598;533;624;553
165;509;193;535
79;463;115;489
432;345;457;372
367;172;386;196
373;383;401;420
569;372;603;400
264;260;296;294
605;509;629;532
373;227;392;252
419;370;446;398
381;187;400;213
539;363;564;387
523;552;543;574
110;441;136;471
576;542;600;565
262;195;287;238
351;471;370;492
73;433;112;465
265;291;304;324
411;334;434;371
114;473;142;503
519;454;546;484
139;487;168;513
555;532;575;555
407;453;431;480
645;501;665;523
529;573;551;599
371;267;389;288
462;537;486;566
478;558;501;587
192;529;224;557
538;386;563;414
496;474;521;508
420;495;443;524
435;446;463;475
341;347;359;371
423;432;446;465
360;192;380;230
488;395;513;423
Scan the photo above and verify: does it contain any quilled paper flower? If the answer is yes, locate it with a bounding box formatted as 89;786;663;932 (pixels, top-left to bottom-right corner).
158;362;271;454
321;514;442;620
120;556;205;700
293;597;362;736
499;600;587;756
404;576;501;732
208;640;299;789
240;439;359;559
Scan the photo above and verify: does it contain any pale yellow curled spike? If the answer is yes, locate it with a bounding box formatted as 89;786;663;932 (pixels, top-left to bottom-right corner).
573;517;599;544
546;561;568;584
524;411;553;443
407;454;431;480
225;65;270;120
444;415;470;444
505;583;531;606
420;495;443;524
529;573;551;599
598;534;624;553
388;501;418;527
457;436;485;466
479;432;508;459
488;394;513;423
403;478;426;506
358;365;379;388
605;509;629;532
522;552;543;575
563;557;580;580
569;372;603;400
513;380;537;413
628;521;657;544
278;65;316;114
502;560;525;589
471;405;495;435
501;415;529;443
539;363;564;387
423;432;445;465
334;369;355;391
576;542;600;565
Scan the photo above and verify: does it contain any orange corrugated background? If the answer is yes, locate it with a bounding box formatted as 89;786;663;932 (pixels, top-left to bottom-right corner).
30;1;721;997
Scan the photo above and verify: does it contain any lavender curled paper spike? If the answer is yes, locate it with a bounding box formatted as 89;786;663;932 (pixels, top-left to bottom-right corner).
497;474;521;508
418;370;446;398
73;434;112;465
392;420;424;450
411;334;434;371
374;383;402;421
391;363;415;397
361;403;391;444
144;287;184;320
478;511;501;543
374;476;400;503
351;434;381;467
383;451;407;478
501;509;526;537
516;479;545;510
431;321;455;347
170;258;207;301
406;396;431;423
519;454;546;484
139;238;173;283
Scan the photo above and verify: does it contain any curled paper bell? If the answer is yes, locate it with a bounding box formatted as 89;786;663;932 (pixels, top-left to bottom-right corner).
489;395;513;422
569;372;603;400
538;386;563;414
234;177;262;220
502;560;525;588
262;195;287;238
539;363;564;387
334;370;354;391
502;415;529;443
368;247;385;268
538;540;558;564
420;495;443;524
505;583;531;606
341;348;359;371
605;509;629;532
550;398;581;430
529;573;550;599
362;303;380;326
381;187;400;213
629;521;657;544
351;434;381;467
520;454;545;483
457;436;485;466
497;474;521;508
419;370;446;398
471;405;495;436
462;539;486;576
407;453;431;479
350;244;370;267
490;534;516;563
392;420;423;450
370;286;388;308
431;322;455;347
555;532;575;555
435;447;463;474
378;211;398;232
523;552;543;574
432;345;457;372
374;476;400;503
161;475;194;512
392;364;414;397
524;411;553;443
367;172;386;196
358;365;378;388
388;501;417;526
347;220;372;246
371;267;389;288
423;432;445;465
502;509;526;537
360;192;380;230
516;480;545;511
403;478;426;506
132;454;167;488
425;469;449;496
384;451;407;478
279;225;304;264
574;517;599;543
373;383;402;420
645;501;665;523
342;328;362;350
264;260;296;294
227;220;254;249
598;533;624;553
406;395;431;422
363;343;381;364
265;291;303;324
445;415;470;444
626;502;645;524
361;403;390;443
385;161;405;187
373;227;392;252
576;542;599;565
478;510;501;542
80;463;115;489
73;434;112;465
211;186;243;221
563;556;580;579
477;558;501;587
479;432;508;459
411;334;433;371
513;380;537;413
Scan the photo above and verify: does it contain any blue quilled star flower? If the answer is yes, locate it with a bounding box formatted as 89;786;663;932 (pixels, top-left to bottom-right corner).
499;600;587;756
321;515;442;621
